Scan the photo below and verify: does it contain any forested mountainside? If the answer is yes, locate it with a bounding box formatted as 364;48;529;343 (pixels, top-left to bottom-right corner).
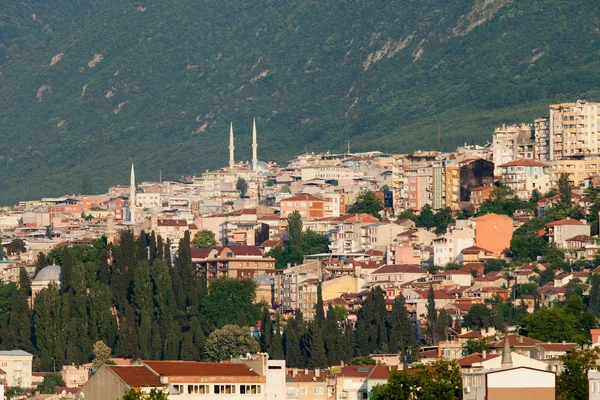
1;0;600;203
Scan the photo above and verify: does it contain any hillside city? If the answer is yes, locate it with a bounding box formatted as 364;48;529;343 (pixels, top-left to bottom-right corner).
4;100;600;399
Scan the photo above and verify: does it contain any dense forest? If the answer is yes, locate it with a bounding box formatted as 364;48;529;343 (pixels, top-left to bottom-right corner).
2;1;600;203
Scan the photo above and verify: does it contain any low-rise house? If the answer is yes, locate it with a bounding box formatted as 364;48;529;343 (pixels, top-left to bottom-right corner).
284;369;329;400
369;264;429;286
60;365;89;388
192;245;275;282
334;365;396;400
545;218;591;249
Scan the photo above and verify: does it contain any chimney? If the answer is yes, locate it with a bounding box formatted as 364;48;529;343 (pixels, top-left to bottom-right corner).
304;368;309;375
315;369;320;378
340;360;345;368
482;350;486;359
292;368;298;377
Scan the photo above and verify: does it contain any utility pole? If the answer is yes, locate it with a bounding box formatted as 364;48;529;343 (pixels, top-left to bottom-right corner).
437;121;441;150
159;170;162;183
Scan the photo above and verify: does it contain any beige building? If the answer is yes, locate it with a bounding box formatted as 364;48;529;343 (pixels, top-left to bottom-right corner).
463;367;556;400
549;100;600;160
545;218;591;249
492;123;534;176
285;369;329;400
552;157;600;188
498;159;552;199
60;365;89;388
0;350;33;388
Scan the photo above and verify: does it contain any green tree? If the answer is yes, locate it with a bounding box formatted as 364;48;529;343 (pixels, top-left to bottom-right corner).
483;259;507;274
36;373;65;394
122;388;169;400
6;239;26;255
347;190;383;219
558;173;572;210
308;323;327;368
259;307;273;352
387;295;416;363
283;309;303;367
286;211;304;265
204;324;259;361
558;348;599;400
18;267;31;296
236;177;249;198
92;340;112;370
202;278;261;328
80;171;95;195
591;275;600;318
418;204;436;229
424;285;446;345
268;315;284;360
5;289;33;352
371;359;462;400
192;230;217;248
510;218;547;262
348;356;377;365
462;337;492;355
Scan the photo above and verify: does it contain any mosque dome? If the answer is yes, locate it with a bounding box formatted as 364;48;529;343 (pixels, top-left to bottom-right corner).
256;160;270;174
33;265;61;282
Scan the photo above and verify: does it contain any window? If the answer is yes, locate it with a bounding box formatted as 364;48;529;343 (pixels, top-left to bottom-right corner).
313;387;324;395
188;385;209;394
240;385;262;394
299;387;307;395
214;385;236;394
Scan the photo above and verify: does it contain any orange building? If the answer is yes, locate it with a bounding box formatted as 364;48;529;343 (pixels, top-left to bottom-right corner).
280;193;325;219
472;213;513;255
470;185;494;209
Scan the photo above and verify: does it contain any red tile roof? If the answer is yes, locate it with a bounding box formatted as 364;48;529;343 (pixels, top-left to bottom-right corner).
456;353;500;367
372;264;427;275
143;361;259;377
545;218;586;227
157;219;188;227
108;366;163;387
499;159;550;167
285;369;327;383
536;343;578;352
190;247;212;259
490;334;543;348
281;193;324;202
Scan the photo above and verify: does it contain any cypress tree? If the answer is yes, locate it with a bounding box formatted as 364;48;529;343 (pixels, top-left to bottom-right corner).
151;322;162;359
164;240;172;268
309;323;327;368
176;231;195;308
135;231;148;265
268;315;284;360
284;309;303;367
138;311;152;359
315;283;325;329
180;333;196;361
19;268;31;296
190;317;205;360
260;307;272;352
35;253;47;274
149;231;158;262
6;290;33;352
388;295;416;363
60;247;74;294
324;304;343;366
133;261;152;319
157;235;164;261
591;275;600;318
424;284;441;345
97;246;111;285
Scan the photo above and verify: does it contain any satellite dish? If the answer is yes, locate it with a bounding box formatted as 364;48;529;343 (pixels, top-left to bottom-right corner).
61;389;67;398
79;393;85;399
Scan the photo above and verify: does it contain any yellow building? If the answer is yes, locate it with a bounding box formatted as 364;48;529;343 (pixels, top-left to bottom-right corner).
0;350;33;388
549;100;600;160
552;157;600;188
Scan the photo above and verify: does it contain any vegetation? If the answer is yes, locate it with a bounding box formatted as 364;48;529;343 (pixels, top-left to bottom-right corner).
122;388;169;400
236;177;249;198
204;324;259;361
347;190;384;219
192;230;217;248
36;373;65;394
2;1;600;204
371;359;462;400
557;348;600;400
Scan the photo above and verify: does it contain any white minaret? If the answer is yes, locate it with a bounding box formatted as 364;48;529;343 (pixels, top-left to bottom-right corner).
252;118;258;171
129;163;136;222
229;122;235;169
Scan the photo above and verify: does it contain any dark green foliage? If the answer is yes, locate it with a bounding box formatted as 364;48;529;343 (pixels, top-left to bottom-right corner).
463;304;503;330
347;190;383;219
80;171;94;195
122;388;169;400
268;315;284;360
259;307;272;352
324;305;344;366
371;359;462;400
202;278;261;329
510;218;547;262
477;185;531;217
418;205;436;229
308;323;327;369
348;356;376;365
558;348;600;400
5;290;33;352
591;275;600;318
521;296;597;345
424;285;448;345
387;295;416;363
283;309;303;368
462;337;492;356
19;268;31;296
6;239;26;256
236;177;249;198
483;259;507;274
355;287;388;355
558;173;572;210
192;230;217;248
36;373;65;394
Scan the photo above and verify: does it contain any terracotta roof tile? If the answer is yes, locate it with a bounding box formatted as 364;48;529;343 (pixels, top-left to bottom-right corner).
372;264;427;275
143;361;259;377
499;159;550;167
545;219;586;227
108;366;163;387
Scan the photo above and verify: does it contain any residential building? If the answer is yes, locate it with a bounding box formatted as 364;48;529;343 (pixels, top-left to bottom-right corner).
470;185;494;209
191;246;275;282
472;213;513;255
463;367;556;400
590;369;600;400
549;100;600;160
334;365;396;400
285;369;329;400
534;117;551;161
280;193;325;220
433;221;476;266
545;218;591;249
329;214;379;253
0;350;33;388
60;365;89;388
498;159;552;199
553;157;600;188
492;123;535;176
369;264;429;286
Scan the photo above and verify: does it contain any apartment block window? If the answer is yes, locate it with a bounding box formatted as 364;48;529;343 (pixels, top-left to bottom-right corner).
299;387;308;395
188;385;209;394
240;385;262;394
314;387;324;395
214;385;236;394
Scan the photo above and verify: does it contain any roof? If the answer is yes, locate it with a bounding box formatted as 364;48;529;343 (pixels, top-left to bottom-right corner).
490;334;543;348
190;247;212;259
372;264;427;275
566;235;592;242
0;350;33;357
535;343;578;352
225;245;263;256
108;365;163;387
143;361;259;377
33;265;61;282
335;365;396;380
545;218;586;227
281;193;324;202
456;353;500;367
157;219;187;227
499;159;550;167
285;369;327;383
461;245;491;254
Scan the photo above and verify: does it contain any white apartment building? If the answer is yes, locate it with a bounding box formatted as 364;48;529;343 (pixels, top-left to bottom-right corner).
433;221;476;266
492;123;534;176
0;350;33;388
549;100;600;160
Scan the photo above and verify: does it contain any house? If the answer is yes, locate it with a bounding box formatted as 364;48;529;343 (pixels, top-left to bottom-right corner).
489;334;543;358
78;365;165;400
334;365;396;400
472;213;514;255
369;264;429;286
60;365;89;388
285;369;329;400
0;350;33;388
460;246;495;263
534;343;579;362
545;218;591;249
463;367;556;400
191;245;275;282
498;159;552;200
280;193;325;219
470;185;494;209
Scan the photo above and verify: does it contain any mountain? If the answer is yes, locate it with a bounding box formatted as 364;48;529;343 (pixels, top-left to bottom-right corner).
1;0;600;204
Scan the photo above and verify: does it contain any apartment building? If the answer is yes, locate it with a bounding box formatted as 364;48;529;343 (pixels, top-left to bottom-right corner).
549;100;600;160
497;159;551;200
191;245;275;281
492;123;535;176
534;117;551;161
0;350;33;388
280;193;325;219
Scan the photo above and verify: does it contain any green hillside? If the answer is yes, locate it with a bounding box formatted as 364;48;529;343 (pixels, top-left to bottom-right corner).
1;0;600;204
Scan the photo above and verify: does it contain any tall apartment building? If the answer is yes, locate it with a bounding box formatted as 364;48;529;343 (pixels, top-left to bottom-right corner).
549;100;600;160
534;117;550;161
0;350;33;388
492;123;534;176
